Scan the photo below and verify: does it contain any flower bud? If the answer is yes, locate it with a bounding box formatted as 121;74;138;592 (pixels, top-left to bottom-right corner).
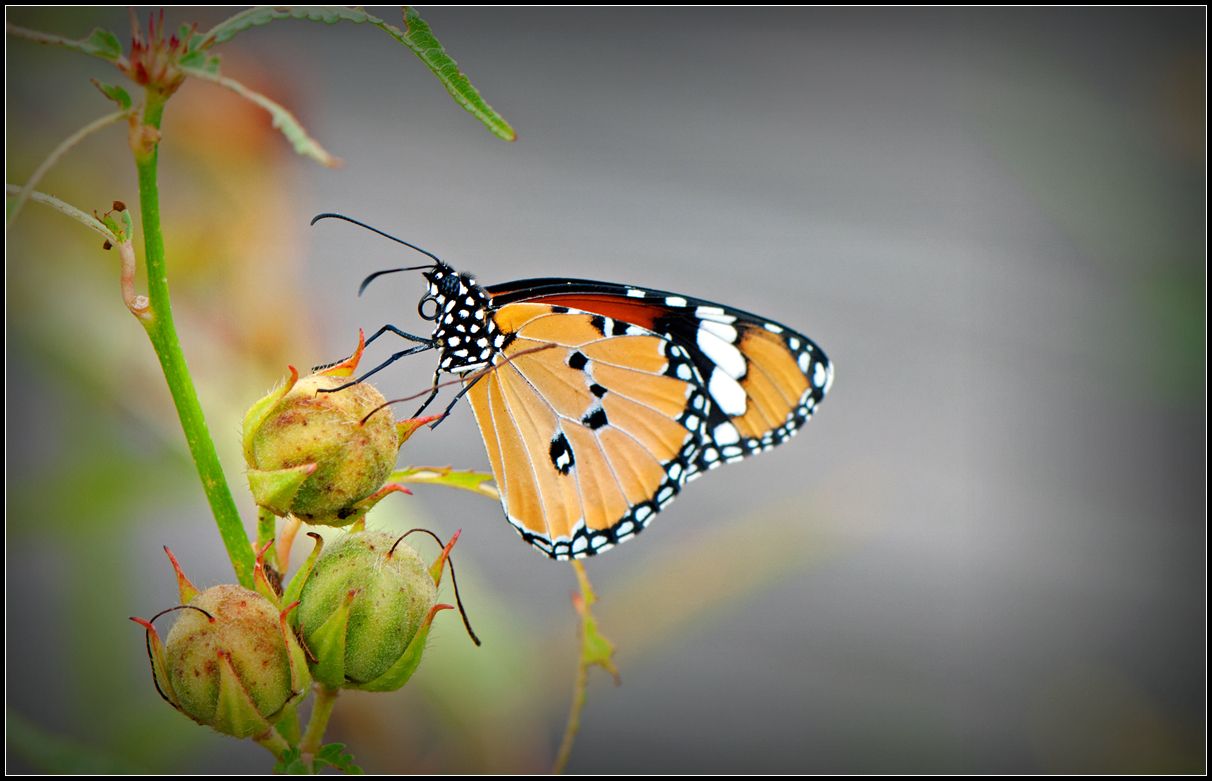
133;584;310;739
242;332;411;527
294;530;465;691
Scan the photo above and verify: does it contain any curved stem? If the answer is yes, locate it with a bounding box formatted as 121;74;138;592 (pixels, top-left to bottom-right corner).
553;561;619;774
254;727;291;760
300;684;340;763
132;88;255;587
6;108;127;228
553;650;590;774
3;184;116;241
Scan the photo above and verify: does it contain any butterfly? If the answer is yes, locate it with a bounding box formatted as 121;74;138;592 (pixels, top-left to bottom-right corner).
314;214;834;560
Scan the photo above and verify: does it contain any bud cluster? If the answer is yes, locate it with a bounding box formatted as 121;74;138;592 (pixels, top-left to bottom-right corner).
133;332;477;752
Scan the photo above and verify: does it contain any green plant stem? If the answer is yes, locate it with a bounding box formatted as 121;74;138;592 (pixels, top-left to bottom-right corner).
553;646;590;775
132;88;254;588
300;684;340;763
554;562;619;774
254;727;291;760
256;506;277;553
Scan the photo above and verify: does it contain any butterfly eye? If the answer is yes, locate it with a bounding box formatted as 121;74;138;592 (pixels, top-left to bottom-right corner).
439;275;461;297
418;295;439;321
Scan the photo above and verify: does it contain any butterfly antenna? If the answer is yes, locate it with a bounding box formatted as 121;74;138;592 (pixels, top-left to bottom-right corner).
393;529;481;646
357;266;433;297
311;212;444;263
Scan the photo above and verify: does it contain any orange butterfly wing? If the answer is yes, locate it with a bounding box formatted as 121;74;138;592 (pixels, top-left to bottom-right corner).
465;302;708;558
465;281;833;559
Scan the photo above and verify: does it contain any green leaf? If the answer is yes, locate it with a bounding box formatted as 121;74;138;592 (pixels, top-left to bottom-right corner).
198;5;516;141
316;743;364;775
394;7;516;141
248;464;317;517
388;466;499;500
283;533;325;611
90;79;132;110
178;65;340;167
307;591;354;689
83;28;123;60
274;747;309;775
5;24;124;62
202;6;380;45
178;49;221;75
6;711;146;773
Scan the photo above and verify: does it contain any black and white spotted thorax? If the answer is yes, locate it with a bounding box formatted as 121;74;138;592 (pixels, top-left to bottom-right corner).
422;263;503;374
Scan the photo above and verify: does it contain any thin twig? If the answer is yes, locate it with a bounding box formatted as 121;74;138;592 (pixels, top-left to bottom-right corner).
6;109;128;228
300;684;341;767
4;184;116;242
553;561;619;774
254;726;291;760
118;238;151;321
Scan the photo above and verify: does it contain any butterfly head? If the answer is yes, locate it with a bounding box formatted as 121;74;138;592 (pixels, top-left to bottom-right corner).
419;264;502;374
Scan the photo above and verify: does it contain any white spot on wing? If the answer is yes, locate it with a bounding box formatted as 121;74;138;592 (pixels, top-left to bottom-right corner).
713;421;740;445
813;361;827;388
700;319;738;344
626;288;645;298
708;369;747;415
665;296;687;307
695;305;736;324
698;324;746;379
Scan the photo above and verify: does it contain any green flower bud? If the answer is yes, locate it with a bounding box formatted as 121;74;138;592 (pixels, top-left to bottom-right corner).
242;332;413;527
133;583;310;739
294;530;469;692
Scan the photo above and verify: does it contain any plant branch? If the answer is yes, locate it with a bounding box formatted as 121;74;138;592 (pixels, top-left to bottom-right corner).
118;237;151;321
4;185;116;242
388;466;499;500
6;109;129;229
131;88;255;588
5;22;127;66
553;561;619;774
254;726;292;760
178;66;340;167
300;684;341;765
198;5;516;141
256;506;277;554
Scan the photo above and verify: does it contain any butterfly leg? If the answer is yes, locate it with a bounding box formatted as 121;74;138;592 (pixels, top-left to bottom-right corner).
364;324;431;348
410;368;444;418
427;372;485;430
319;342;435;394
311;324;431;372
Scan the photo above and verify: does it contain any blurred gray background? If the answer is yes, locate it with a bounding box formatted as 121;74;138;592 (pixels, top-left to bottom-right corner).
6;6;1205;773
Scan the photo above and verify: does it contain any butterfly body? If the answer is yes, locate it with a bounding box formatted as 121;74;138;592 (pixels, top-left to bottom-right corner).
410;261;834;560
